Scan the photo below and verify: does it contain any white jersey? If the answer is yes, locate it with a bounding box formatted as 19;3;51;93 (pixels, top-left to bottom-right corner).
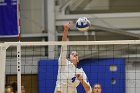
54;46;91;93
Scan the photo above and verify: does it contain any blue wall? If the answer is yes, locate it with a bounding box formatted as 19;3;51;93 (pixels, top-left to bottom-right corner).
38;58;125;93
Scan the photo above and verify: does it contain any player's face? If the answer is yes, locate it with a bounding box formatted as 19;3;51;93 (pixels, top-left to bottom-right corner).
93;84;102;93
70;51;79;65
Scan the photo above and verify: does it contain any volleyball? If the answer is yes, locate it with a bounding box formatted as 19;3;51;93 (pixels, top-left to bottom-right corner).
76;17;91;32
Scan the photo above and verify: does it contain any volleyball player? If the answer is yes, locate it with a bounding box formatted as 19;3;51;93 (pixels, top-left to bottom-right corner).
21;86;26;93
5;85;14;93
54;23;92;93
92;84;102;93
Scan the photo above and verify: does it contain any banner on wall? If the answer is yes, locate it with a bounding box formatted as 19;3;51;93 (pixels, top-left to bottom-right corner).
0;0;18;37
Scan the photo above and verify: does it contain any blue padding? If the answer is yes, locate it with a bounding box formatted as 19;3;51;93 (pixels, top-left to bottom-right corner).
77;58;125;93
38;58;125;93
38;59;58;93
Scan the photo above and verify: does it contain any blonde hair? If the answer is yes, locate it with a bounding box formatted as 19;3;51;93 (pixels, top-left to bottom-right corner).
5;86;14;93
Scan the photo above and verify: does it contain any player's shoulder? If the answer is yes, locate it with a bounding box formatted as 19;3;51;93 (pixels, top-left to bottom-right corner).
76;67;84;73
66;59;72;65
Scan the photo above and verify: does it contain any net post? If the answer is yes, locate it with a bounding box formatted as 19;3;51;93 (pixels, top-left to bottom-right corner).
17;43;21;93
0;44;7;93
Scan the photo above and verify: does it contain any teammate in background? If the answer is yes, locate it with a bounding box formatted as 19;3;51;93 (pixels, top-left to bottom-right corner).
92;84;102;93
11;82;17;93
21;86;26;93
11;82;26;93
54;23;92;93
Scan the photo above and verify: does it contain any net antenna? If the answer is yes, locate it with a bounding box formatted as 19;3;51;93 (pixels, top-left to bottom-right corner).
17;0;21;93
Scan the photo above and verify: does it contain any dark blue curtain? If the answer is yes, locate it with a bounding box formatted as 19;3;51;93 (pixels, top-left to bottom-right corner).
0;0;18;36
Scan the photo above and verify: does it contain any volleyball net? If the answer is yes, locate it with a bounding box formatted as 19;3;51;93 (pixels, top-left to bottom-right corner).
0;40;140;93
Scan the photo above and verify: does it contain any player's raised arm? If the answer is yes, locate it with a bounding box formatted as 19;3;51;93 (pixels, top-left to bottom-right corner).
76;73;92;93
59;23;70;66
55;23;70;93
62;23;70;41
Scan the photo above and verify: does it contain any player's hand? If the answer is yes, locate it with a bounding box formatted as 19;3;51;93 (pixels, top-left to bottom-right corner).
76;74;83;81
56;91;61;93
64;23;70;31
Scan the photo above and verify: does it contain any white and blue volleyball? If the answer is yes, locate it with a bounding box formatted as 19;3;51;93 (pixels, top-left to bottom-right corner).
76;17;91;32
